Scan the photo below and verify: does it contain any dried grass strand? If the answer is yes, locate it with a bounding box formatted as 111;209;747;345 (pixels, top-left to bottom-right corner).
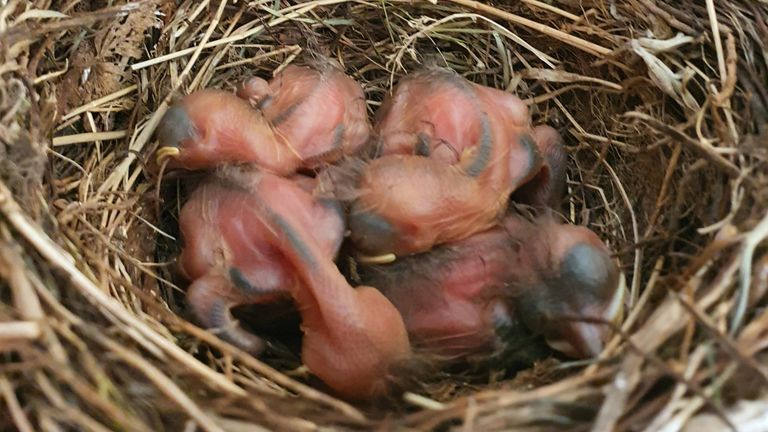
52;130;128;146
0;180;246;397
87;329;225;432
130;0;352;70
623;112;743;179
0;376;35;432
446;0;611;56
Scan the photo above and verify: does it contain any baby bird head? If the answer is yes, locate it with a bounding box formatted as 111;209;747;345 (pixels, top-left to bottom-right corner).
505;218;624;358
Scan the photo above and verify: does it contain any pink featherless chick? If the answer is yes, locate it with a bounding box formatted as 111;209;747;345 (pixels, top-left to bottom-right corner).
155;63;370;174
348;68;566;258
179;167;410;399
360;213;623;361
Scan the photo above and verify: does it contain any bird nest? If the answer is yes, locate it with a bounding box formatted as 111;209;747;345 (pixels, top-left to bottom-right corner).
2;0;768;430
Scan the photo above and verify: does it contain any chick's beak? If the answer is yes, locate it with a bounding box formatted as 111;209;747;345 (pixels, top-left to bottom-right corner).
155;146;181;165
155;105;197;165
546;242;623;358
546;322;605;358
356;253;396;265
546;286;624;359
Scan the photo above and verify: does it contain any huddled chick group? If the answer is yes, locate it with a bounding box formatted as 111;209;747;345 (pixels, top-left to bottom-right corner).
155;61;624;400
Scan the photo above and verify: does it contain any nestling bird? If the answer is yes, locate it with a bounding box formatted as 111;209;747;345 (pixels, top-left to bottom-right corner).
155;63;370;173
502;215;623;358
179;167;410;399
179;168;345;353
236;63;370;168
348;68;564;257
359;213;623;361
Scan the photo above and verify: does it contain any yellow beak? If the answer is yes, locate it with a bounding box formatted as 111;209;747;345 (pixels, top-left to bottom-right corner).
155;146;181;165
356;253;397;265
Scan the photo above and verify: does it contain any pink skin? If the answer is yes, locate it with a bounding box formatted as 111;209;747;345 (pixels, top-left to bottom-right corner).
180;170;345;352
371;69;529;164
156;64;370;172
361;214;623;360
156;90;297;174
237;64;370;167
361;227;518;357
349;155;511;256
180;169;410;399
511;125;567;208
349;69;562;256
370;68;546;191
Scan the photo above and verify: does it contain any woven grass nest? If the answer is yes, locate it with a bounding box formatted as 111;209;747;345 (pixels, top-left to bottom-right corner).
2;0;768;430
